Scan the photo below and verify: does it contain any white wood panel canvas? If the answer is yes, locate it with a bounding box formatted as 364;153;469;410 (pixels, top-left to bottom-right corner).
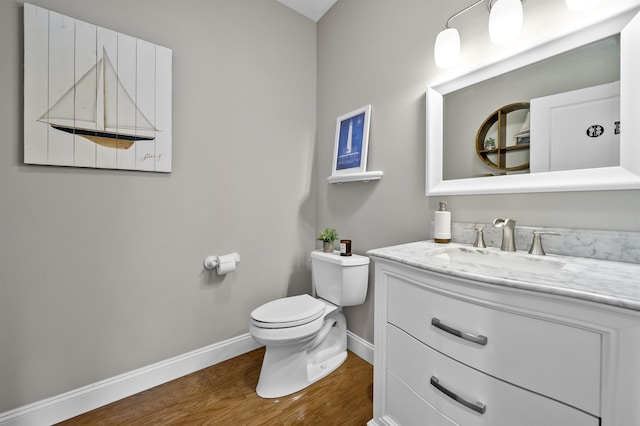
24;3;172;172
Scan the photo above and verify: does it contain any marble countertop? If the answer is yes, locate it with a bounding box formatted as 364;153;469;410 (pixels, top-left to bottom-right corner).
367;241;640;312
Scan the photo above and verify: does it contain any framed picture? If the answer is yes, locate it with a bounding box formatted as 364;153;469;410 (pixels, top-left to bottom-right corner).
331;105;371;176
24;3;172;172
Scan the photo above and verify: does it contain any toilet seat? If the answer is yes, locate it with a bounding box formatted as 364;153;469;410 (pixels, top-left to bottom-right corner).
251;294;325;329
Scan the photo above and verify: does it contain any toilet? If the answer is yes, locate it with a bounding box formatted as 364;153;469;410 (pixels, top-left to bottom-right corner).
249;250;369;398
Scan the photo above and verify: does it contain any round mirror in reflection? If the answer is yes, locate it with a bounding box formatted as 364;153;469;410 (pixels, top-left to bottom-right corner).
475;102;530;175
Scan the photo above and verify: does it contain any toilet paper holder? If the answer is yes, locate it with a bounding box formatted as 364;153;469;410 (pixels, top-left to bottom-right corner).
203;252;241;273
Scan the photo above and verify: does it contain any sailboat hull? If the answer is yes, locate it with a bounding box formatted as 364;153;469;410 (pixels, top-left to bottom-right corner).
51;125;154;150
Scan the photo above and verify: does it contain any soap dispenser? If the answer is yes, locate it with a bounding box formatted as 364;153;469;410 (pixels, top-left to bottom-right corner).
434;201;451;244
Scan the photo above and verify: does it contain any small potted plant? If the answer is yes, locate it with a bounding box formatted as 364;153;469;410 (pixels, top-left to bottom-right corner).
317;227;339;253
484;137;496;150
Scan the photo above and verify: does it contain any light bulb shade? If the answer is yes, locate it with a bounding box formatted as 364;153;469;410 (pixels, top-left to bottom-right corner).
565;0;600;10
489;0;523;44
434;28;461;68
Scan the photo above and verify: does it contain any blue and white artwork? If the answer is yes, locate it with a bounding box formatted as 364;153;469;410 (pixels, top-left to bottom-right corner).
336;112;365;170
331;105;371;176
24;3;173;172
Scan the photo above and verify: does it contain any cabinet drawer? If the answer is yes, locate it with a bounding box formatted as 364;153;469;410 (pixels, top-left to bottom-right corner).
387;371;459;426
387;324;599;426
387;275;601;415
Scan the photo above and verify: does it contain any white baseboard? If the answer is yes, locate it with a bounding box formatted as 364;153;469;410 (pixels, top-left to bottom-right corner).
0;334;261;426
347;330;374;365
0;331;374;426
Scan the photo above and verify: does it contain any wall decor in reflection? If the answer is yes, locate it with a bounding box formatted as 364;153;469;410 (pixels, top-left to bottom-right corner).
24;3;173;172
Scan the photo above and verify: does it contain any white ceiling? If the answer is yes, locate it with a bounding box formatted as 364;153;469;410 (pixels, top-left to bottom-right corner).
276;0;338;21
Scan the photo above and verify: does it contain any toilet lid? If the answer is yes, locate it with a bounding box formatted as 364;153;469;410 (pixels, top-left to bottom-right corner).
251;294;325;328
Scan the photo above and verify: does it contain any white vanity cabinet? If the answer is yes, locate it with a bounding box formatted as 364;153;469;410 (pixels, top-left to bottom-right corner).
368;254;640;426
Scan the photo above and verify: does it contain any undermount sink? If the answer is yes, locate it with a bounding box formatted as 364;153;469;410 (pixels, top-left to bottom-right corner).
428;246;567;275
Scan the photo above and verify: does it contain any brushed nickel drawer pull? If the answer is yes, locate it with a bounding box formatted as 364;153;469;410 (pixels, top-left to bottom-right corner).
430;376;487;415
431;317;488;346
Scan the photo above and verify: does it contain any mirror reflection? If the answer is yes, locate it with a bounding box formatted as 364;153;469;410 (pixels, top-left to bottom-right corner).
443;35;620;180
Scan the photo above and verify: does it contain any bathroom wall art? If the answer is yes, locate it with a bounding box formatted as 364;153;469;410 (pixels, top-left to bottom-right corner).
331;105;371;176
24;3;173;172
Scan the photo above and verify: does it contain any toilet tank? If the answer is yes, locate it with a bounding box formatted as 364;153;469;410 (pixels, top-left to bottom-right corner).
311;250;369;306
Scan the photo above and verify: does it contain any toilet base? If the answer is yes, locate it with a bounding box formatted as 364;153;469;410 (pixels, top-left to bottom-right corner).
255;312;348;398
307;349;347;386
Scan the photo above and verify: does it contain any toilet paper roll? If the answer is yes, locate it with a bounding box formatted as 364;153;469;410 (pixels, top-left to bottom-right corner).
217;261;236;275
216;253;240;275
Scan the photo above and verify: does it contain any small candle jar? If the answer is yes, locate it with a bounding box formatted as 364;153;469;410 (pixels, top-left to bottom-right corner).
340;239;352;256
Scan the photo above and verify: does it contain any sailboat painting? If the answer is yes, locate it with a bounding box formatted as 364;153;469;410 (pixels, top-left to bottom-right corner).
331;105;371;176
24;3;172;172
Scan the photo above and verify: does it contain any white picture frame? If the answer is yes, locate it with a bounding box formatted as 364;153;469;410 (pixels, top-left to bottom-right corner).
331;105;371;176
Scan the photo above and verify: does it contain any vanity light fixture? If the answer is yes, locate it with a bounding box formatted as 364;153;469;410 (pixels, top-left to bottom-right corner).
434;0;481;68
433;26;461;68
488;0;524;44
434;0;524;68
434;0;601;68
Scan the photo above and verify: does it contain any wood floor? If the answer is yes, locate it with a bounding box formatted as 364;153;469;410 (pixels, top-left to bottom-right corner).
58;348;373;425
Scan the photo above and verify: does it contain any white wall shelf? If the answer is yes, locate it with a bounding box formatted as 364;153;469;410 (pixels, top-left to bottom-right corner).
327;171;383;184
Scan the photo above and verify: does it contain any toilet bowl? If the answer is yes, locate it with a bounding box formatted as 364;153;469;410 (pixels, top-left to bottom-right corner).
249;250;369;398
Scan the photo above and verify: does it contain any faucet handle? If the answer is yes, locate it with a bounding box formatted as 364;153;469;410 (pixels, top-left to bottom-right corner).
528;231;561;256
473;227;486;248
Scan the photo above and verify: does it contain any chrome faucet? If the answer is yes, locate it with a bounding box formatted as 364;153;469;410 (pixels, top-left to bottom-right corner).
493;218;516;251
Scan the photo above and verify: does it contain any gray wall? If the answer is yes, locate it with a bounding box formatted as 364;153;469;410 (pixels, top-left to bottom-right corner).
0;0;316;412
317;1;432;343
317;0;640;346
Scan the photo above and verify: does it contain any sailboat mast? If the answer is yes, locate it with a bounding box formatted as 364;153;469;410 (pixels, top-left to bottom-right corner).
103;49;107;134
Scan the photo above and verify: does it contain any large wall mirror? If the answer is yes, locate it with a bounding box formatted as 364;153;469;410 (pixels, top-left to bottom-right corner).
426;8;640;195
